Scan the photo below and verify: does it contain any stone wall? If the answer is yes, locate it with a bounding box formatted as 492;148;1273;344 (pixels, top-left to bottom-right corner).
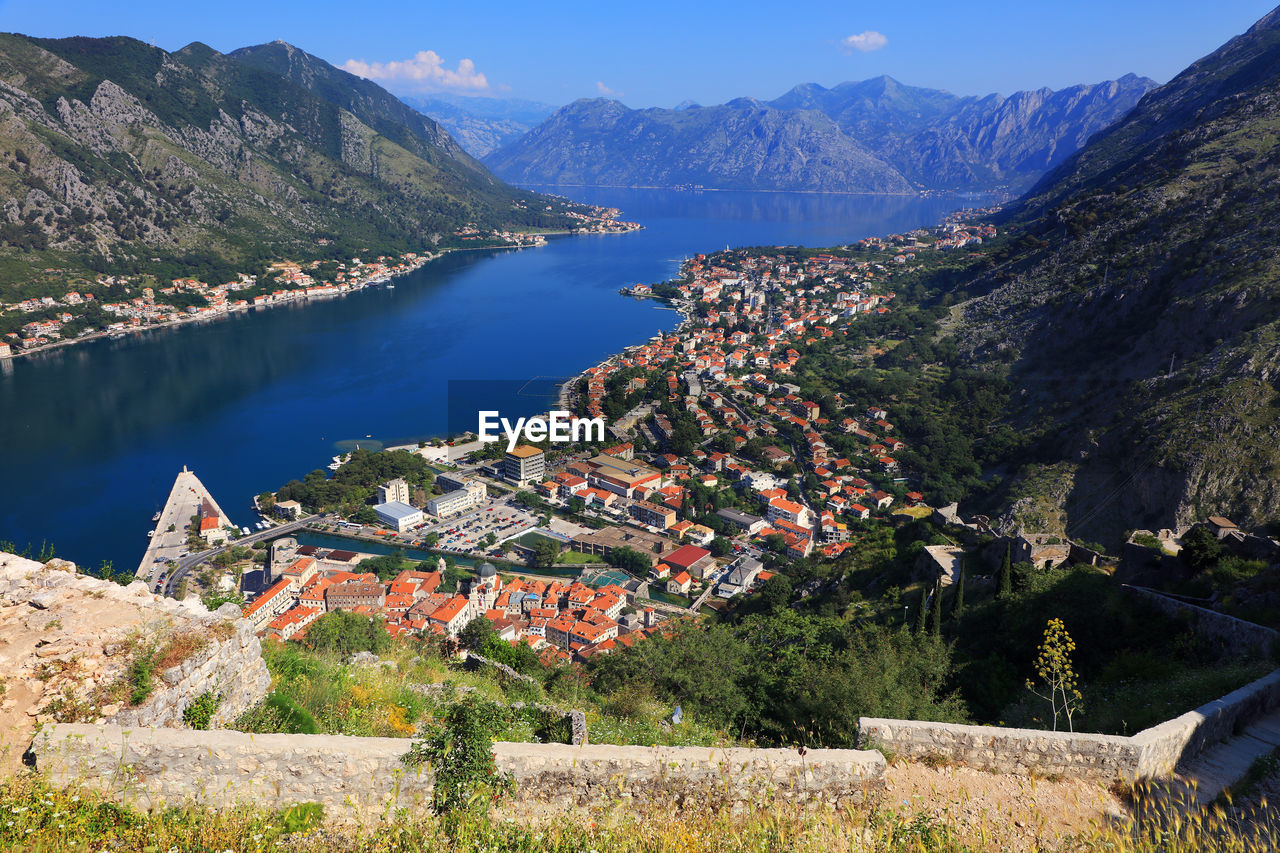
33;724;886;818
858;584;1280;782
110;607;271;729
1132;668;1280;778
860;667;1280;782
857;718;1142;781
1123;584;1277;658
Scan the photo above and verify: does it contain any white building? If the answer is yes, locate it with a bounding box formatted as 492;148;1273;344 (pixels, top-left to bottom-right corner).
377;478;411;505
373;500;424;532
427;480;487;518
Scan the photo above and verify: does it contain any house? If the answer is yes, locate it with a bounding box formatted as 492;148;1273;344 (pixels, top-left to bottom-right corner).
767;497;811;529
716;557;763;598
667;571;692;595
662;544;716;579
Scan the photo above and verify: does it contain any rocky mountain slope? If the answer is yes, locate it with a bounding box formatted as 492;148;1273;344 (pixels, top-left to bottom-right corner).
953;6;1280;542
401;94;555;158
484;97;913;192
485;75;1154;193
0;35;578;294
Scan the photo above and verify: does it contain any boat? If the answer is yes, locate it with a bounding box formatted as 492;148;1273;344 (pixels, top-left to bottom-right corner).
152;511;162;522
386;284;395;289
146;531;154;538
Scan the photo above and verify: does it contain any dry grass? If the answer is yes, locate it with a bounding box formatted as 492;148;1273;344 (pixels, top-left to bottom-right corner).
2;769;1279;852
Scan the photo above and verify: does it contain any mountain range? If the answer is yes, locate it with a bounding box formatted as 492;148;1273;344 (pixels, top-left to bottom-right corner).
0;35;577;295
482;74;1156;193
400;94;555;158
951;6;1280;541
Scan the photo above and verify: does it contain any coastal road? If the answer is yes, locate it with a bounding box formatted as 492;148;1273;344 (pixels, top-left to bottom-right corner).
162;516;319;597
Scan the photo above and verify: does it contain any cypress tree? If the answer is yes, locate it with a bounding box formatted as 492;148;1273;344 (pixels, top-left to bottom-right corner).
915;586;928;635
953;567;966;616
929;579;943;635
998;543;1013;599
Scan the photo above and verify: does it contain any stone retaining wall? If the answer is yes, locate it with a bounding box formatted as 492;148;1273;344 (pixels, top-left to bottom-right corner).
111;607;271;730
33;724;886;818
857;718;1142;781
1123;584;1278;658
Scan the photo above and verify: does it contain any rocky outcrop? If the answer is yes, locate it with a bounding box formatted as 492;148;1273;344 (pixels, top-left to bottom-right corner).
0;550;269;769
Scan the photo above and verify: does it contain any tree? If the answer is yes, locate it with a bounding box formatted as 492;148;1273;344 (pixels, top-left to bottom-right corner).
301;611;389;656
915;586;928;635
530;539;561;569
357;552;408;581
351;506;379;526
998;544;1013;599
952;568;965;616
928;580;943;635
1180;525;1225;574
459;617;496;652
257;492;276;512
610;546;651;575
1025;617;1083;732
708;536;732;558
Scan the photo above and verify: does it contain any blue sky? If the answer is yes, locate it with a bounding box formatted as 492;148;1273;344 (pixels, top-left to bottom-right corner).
1;0;1277;107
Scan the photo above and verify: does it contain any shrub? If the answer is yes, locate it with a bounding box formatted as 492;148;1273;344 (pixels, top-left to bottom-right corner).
182;690;223;730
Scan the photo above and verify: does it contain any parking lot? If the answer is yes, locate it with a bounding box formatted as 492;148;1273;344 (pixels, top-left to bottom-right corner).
429;497;541;554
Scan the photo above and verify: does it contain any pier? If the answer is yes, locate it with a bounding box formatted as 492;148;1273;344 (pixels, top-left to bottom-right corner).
135;467;236;585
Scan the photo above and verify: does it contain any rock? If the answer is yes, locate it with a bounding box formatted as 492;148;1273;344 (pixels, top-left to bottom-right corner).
215;602;242;619
1;699;15;711
125;581;152;598
100;703;120;717
29;591;59;610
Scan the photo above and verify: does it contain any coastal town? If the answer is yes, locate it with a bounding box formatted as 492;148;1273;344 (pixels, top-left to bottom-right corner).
0;208;640;359
165;216;1014;663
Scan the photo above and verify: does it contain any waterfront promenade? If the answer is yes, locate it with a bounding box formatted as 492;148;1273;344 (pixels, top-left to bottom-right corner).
134;467;235;584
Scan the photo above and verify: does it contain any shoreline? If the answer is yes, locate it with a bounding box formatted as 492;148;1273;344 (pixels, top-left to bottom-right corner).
3;235;590;363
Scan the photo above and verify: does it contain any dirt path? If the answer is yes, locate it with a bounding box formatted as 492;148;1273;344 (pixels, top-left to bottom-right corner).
884;761;1126;850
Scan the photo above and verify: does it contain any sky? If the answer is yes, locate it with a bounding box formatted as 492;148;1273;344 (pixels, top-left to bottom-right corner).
1;0;1277;108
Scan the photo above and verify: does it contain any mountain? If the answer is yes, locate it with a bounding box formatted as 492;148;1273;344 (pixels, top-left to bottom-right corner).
952;7;1280;541
400;94;556;158
0;35;577;294
483;98;914;193
485;75;1155;193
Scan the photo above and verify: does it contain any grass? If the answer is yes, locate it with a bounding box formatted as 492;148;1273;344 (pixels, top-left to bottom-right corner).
3;771;1280;852
554;550;604;565
237;639;741;748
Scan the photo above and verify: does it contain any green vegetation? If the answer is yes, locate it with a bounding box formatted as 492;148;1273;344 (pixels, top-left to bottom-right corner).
402;696;515;814
300;611;390;657
181;690;223;730
275;448;432;515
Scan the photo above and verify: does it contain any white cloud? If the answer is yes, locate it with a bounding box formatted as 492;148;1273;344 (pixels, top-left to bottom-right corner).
341;50;489;93
841;30;888;53
596;81;623;97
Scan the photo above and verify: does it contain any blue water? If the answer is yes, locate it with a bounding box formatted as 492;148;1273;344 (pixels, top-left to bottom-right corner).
0;188;964;572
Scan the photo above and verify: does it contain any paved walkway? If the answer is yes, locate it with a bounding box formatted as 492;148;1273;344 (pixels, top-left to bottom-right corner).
1172;709;1280;805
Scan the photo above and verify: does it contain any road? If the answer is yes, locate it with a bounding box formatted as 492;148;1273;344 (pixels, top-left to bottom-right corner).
162;516;318;597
